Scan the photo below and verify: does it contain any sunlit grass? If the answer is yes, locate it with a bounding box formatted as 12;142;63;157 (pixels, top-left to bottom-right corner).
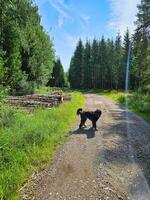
34;86;56;94
34;86;72;95
0;92;84;200
99;90;150;122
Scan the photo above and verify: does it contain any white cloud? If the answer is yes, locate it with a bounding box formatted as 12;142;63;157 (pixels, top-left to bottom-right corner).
78;14;91;30
80;14;91;24
58;14;65;27
108;0;141;36
64;32;78;48
48;0;73;28
48;0;91;29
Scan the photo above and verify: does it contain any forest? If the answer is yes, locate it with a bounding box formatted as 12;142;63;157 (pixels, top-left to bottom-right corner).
69;1;150;91
0;0;149;94
0;0;66;96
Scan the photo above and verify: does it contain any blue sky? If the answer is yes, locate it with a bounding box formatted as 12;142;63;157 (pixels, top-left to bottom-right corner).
34;0;140;71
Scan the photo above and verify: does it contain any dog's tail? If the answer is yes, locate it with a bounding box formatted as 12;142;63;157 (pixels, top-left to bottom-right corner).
77;108;83;115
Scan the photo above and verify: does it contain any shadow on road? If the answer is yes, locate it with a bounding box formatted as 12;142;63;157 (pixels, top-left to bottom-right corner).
98;107;150;198
72;127;96;139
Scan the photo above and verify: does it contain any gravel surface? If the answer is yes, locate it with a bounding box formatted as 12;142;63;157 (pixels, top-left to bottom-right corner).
21;94;150;200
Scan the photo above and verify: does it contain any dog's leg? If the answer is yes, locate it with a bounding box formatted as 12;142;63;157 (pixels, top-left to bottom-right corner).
92;120;97;130
83;123;87;127
79;116;87;129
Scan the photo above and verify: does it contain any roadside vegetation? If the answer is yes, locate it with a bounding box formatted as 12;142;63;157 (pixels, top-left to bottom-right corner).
0;91;84;200
100;90;150;122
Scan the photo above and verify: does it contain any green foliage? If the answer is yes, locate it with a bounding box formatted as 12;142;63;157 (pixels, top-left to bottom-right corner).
83;40;92;88
0;0;54;94
10;74;35;96
0;50;5;84
69;39;84;88
129;93;150;113
48;58;66;87
69;0;150;92
100;90;150;121
69;35;125;90
0;87;10;110
0;92;84;200
132;0;150;89
35;86;54;95
117;95;126;104
0;107;16;128
91;38;99;89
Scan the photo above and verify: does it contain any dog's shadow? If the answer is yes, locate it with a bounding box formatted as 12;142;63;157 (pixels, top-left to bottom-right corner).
72;127;96;139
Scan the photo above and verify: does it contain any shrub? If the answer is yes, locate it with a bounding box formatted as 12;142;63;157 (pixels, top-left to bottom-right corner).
10;74;35;96
129;93;150;112
118;95;126;104
0;108;16;128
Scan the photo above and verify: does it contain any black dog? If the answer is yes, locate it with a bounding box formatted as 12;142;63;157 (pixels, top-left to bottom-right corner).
77;108;102;130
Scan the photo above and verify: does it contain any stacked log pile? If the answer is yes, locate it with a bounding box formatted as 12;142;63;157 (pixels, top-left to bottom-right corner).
6;92;71;109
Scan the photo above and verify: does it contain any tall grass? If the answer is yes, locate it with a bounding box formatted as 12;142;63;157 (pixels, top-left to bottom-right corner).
0;92;84;200
99;90;150;122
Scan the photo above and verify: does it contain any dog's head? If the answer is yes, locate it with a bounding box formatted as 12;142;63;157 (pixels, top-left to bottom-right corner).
77;108;83;115
94;109;102;119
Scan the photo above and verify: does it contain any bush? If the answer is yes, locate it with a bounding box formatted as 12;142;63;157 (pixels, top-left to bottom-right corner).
118;95;126;104
10;74;35;96
0;108;16;128
100;90;150;121
129;93;150;112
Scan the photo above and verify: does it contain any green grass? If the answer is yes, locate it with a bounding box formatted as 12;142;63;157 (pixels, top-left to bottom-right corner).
0;92;84;200
99;90;150;122
34;86;56;94
34;86;72;95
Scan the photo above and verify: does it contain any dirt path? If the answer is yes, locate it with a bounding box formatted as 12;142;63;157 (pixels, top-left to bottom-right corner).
22;94;150;200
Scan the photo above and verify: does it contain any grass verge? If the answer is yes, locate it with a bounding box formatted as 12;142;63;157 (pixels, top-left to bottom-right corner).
0;92;84;200
99;90;150;122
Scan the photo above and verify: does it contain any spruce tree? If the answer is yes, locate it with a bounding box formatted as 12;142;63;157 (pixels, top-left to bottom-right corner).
113;33;123;90
123;29;131;89
105;39;114;89
98;36;107;89
51;58;66;87
68;57;76;88
83;40;92;88
0;0;54;94
91;38;99;88
133;0;150;89
69;39;84;88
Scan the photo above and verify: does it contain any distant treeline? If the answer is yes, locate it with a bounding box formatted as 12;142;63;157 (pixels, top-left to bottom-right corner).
0;0;56;95
69;0;150;91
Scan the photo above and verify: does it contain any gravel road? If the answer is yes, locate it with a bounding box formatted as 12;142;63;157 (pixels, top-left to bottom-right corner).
21;94;150;200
